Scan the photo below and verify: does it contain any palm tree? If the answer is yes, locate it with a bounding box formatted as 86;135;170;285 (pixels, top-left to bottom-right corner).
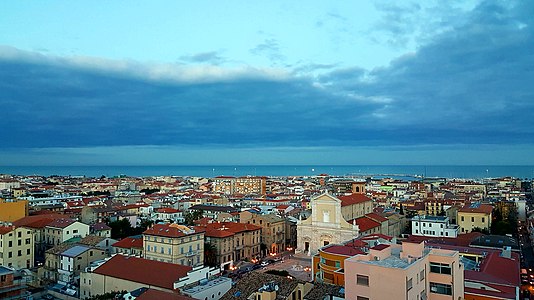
204;242;218;267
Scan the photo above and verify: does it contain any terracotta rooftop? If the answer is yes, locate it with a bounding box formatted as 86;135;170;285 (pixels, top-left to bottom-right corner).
338;193;372;206
321;245;365;257
0;226;14;235
112;236;143;249
13;214;66;229
94;254;192;290
143;223;200;238
459;203;493;214
352;216;381;232
45;218;76;229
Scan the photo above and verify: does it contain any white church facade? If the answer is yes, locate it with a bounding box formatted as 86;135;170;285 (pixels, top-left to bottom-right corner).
296;192;360;255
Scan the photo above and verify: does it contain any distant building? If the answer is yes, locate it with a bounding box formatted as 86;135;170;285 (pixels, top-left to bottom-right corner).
212;176;266;195
411;215;459;238
240;211;286;255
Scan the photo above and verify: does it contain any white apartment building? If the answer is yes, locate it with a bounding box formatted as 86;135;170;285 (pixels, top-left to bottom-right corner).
411;215;459;238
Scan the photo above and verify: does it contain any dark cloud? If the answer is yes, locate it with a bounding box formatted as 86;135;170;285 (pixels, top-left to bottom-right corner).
1;1;533;152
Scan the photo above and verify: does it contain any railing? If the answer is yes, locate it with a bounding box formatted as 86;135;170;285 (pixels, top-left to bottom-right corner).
185;250;197;257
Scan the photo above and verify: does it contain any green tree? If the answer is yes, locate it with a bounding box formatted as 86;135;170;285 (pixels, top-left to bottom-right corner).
184;209;204;225
204;242;218;267
108;219;133;239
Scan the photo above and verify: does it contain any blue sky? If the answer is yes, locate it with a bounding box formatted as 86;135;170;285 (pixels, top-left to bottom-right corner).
1;0;533;166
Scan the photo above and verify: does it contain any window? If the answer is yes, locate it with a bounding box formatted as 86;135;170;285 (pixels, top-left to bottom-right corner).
73;229;78;234
356;274;369;286
27;249;30;255
471;217;474;222
8;252;12;258
18;250;22;256
407;278;413;291
8;241;12;247
461;216;464;222
482;217;485;222
18;231;21;238
430;262;451;274
18;240;21;246
335;261;341;268
357;297;369;300
430;282;452;295
25;238;31;245
420;270;425;281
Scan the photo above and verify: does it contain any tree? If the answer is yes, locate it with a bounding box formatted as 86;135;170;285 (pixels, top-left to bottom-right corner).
184;209;204;225
108;219;133;239
204;242;218;267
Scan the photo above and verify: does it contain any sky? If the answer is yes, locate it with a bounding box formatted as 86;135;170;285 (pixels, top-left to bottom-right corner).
1;0;534;166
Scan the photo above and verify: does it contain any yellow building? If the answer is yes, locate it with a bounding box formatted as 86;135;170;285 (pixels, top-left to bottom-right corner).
143;223;204;267
457;203;493;233
0;200;28;222
240;211;286;255
0;225;34;269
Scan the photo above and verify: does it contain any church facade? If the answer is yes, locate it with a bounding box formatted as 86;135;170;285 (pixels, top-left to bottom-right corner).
296;192;359;255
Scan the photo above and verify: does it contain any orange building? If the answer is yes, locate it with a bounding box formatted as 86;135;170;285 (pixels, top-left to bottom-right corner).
0;200;28;222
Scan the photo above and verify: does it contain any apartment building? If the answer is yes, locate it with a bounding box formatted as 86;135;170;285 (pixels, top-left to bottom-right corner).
44;219;90;247
143;223;204;267
411;215;459;238
203;222;261;269
212;176;266;195
344;241;464;300
0;225;34;269
240;211;286;255
457;203;492;233
112;236;143;256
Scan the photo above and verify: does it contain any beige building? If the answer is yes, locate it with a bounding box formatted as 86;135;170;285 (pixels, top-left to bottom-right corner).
345;241;464;300
296;192;359;255
240;211;286;255
212;176;266;195
45;219;90;247
0;225;34;269
203;222;261;269
338;193;373;221
457;203;493;233
143;223;204;267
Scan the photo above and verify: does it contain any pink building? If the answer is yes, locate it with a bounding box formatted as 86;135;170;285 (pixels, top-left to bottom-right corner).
345;241;464;300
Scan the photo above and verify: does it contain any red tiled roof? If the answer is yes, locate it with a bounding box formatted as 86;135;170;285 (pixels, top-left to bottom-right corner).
364;212;388;223
46;218;75;228
0;226;14;235
204;222;261;235
371;244;390;251
338;193;372;206
353;217;381;232
94;255;192;289
156;208;180;214
459;203;493;214
143;224;199;238
13;215;66;229
322;245;365;257
112;236;143;249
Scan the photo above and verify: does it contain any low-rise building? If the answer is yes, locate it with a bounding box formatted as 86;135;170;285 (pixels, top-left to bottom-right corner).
112;236;143;256
240;211;286;255
0;266;29;300
458;203;492;233
411;215;459;238
202;222;261;269
143;223;204;267
45;219;90;247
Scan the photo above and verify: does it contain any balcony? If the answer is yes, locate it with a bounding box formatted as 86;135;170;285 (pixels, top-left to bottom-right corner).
185;250;198;257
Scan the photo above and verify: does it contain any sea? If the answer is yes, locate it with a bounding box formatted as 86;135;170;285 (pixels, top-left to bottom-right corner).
1;165;534;180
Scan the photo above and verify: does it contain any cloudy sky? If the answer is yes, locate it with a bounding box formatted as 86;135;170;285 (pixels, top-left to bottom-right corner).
1;0;533;166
